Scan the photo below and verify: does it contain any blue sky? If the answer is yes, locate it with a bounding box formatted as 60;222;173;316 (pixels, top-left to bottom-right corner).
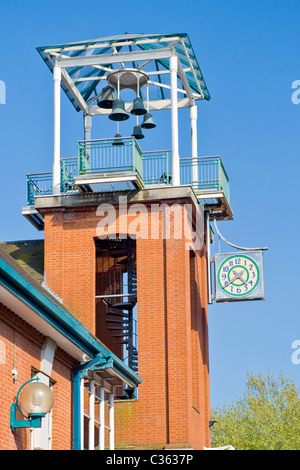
0;0;300;408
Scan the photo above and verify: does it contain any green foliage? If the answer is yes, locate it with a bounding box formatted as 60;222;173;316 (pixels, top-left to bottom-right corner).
211;372;300;450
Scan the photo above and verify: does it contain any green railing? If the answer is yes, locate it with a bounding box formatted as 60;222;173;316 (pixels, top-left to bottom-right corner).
180;156;230;203
26;158;78;206
78;137;143;181
25;141;230;207
142;150;170;185
26;172;53;206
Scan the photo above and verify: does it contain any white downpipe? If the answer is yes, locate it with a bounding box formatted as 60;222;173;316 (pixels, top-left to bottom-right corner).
84;114;92;141
170;53;180;186
190;104;198;184
109;393;115;450
88;379;95;450
206;211;212;305
84;114;92;159
53;65;61;195
99;387;105;450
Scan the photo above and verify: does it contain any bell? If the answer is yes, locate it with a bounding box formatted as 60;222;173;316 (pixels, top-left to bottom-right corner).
130;97;147;116
112;133;124;146
141;112;156;129
98;86;116;109
131;125;144;140
108;99;129;121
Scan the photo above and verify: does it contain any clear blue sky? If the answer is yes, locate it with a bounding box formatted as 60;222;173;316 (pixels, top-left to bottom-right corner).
1;0;299;408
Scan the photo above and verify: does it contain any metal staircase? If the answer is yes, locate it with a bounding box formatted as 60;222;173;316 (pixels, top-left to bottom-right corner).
103;238;138;374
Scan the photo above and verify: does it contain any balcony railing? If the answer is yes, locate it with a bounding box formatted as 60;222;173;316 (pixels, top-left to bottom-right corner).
26;158;78;206
180;156;230;204
142;150;170;185
78;138;143;180
25;139;230;210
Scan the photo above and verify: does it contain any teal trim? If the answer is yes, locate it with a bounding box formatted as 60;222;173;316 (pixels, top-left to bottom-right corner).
0;254;141;387
10;403;42;433
0;262;99;358
10;378;45;432
1;247;141;447
78;137;144;181
72;353;141;450
73;369;81;450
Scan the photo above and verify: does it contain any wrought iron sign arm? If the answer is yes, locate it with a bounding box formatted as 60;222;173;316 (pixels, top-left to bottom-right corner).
213;219;268;252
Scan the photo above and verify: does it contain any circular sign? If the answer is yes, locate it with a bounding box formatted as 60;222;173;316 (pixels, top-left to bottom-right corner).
217;254;260;297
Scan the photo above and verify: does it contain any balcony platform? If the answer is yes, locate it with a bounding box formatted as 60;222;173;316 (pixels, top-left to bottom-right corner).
75;170;144;194
23;138;233;230
195;189;233;221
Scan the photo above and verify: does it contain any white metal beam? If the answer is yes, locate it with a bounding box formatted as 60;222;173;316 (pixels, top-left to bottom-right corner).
60;68;89;114
56;47;173;69
84;114;92;141
88;379;95;450
170;53;180;186
180;38;204;100
147;79;187;95
43;36;182;55
53;65;61;195
177;58;194;102
109;393;114;450
99;387;105;450
190;104;198;182
87;97;199;115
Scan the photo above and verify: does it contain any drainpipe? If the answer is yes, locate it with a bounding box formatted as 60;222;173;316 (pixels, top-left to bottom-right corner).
84;114;92;142
206;211;212;304
73;367;82;450
72;354;108;450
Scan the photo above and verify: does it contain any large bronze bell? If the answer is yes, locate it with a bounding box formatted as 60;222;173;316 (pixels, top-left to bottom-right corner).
130;97;147;116
131;124;144;140
109;99;129;121
98;86;116;109
141;112;156;129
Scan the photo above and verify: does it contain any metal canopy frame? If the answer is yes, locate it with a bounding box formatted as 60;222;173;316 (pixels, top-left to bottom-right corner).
37;32;210;115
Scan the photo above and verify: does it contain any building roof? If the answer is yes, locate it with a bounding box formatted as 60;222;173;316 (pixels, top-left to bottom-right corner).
0;240;44;284
0;242;141;388
37;32;210;113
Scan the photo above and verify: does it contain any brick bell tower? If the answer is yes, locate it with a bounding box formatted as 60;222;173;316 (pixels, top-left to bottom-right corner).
23;33;233;450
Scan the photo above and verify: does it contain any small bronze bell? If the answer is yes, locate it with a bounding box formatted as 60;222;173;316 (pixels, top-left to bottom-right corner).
130;97;147;116
109;99;129;121
98;86;116;109
141;112;156;129
131;125;144;140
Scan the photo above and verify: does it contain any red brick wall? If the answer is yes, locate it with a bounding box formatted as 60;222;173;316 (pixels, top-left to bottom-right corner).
0;303;77;450
42;199;211;449
44;208;96;334
114;207;210;449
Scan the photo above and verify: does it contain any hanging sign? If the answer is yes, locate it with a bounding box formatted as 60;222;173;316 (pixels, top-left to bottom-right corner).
213;251;264;302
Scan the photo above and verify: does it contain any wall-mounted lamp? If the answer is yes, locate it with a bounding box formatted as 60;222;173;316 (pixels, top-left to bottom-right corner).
10;377;54;433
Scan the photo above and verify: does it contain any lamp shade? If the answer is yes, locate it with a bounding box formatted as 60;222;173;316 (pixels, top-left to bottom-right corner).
18;382;54;417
